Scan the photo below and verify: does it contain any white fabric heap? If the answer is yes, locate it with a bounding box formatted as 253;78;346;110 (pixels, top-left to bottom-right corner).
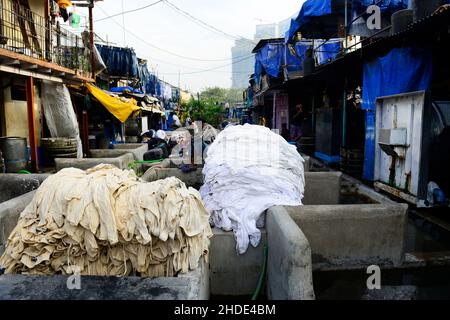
200;124;305;254
0;164;212;277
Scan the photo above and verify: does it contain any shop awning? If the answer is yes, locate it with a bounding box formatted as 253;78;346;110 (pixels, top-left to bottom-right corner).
86;83;141;123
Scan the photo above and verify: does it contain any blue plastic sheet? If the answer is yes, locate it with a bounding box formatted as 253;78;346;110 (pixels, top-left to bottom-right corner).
352;0;408;14
254;42;284;82
361;46;433;180
286;0;333;43
110;86;143;94
315;39;341;65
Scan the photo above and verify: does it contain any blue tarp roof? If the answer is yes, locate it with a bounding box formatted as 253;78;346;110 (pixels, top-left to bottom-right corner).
286;0;411;43
254;37;342;83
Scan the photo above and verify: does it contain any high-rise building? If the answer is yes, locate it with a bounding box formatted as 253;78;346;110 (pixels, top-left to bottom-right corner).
231;38;255;89
230;18;295;89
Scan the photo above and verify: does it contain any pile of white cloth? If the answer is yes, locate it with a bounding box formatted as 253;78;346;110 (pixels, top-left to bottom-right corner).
200;124;305;254
0;165;212;277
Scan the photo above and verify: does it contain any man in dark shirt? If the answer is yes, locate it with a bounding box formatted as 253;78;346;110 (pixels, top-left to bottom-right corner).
291;104;304;141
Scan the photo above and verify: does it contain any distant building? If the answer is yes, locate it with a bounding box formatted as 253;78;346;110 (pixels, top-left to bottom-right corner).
231;38;255;89
231;18;295;89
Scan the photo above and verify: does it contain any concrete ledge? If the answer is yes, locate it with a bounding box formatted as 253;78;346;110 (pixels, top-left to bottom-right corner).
300;154;310;172
0;260;209;300
142;168;203;188
55;153;135;171
209;228;267;296
112;144;148;161
0;191;36;255
0;174;50;203
287;204;408;268
303;172;342;205
266;207;315;300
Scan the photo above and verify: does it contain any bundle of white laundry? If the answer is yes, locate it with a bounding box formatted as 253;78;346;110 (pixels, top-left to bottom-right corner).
200;124;305;254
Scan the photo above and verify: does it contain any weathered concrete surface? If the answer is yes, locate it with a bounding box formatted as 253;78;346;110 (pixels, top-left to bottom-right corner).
287;204;408;268
300;154;310;172
0;174;49;203
303;172;341;205
0;191;36;255
0;261;209;300
266;207;315;300
361;286;418;300
112;143;148;161
209;228;267;296
55;153;135;171
142;168;203;188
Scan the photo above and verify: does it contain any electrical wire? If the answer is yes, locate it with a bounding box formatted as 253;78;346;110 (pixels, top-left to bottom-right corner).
162;0;255;43
95;5;255;63
95;0;164;22
158;55;254;76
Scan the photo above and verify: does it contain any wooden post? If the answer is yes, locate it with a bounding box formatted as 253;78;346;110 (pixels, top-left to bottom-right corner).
26;76;38;172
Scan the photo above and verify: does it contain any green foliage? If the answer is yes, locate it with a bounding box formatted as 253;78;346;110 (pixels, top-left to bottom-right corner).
200;87;244;105
185;99;225;128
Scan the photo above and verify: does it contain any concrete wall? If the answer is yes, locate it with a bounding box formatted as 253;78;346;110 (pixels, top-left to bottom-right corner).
209;228;267;296
0;260;210;300
0;174;49;203
112;144;148;161
266;207;315;300
0;191;36;255
142;168;203;188
303;172;341;205
55;153;134;171
286;204;409;269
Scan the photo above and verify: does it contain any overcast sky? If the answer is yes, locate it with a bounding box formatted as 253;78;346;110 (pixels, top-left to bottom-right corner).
86;0;303;93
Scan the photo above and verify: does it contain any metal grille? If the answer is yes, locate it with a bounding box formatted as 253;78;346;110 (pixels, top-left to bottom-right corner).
0;0;90;76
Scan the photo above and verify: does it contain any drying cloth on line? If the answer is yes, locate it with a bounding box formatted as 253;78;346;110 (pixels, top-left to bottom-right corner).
200;124;305;254
0;164;212;277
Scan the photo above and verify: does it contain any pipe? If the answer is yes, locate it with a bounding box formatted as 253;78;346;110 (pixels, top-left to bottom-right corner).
251;244;268;301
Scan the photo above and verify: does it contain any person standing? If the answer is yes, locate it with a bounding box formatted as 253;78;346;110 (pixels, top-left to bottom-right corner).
291;104;305;141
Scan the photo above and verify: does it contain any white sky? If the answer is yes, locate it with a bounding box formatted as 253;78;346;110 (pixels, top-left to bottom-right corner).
87;0;304;93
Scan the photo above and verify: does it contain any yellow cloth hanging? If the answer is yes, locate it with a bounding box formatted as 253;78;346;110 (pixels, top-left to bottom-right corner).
86;84;141;123
57;0;73;9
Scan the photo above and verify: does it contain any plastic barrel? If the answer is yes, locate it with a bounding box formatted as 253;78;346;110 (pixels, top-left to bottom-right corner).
0;137;28;173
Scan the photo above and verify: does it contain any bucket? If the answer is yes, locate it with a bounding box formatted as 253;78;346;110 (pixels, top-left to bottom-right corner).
0;137;28;173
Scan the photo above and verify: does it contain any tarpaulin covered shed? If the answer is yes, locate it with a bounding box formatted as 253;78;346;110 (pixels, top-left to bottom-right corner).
86;83;141;123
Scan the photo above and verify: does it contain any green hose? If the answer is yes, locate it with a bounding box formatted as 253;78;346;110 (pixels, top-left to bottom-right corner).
251;244;268;300
18;170;32;174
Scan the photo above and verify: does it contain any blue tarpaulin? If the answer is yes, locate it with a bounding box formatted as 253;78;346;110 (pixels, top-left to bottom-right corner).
285;39;342;75
352;0;408;14
362;46;433;180
110;86;143;94
286;0;333;43
254;42;284;83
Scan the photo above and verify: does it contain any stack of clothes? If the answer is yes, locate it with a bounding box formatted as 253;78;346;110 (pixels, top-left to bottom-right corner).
0;165;212;277
200;124;305;254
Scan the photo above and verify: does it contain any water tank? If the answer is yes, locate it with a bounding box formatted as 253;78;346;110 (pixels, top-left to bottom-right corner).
391;9;413;35
0;137;28;173
411;0;444;21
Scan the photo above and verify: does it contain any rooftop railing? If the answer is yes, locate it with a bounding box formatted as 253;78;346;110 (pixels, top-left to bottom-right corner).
0;0;91;76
